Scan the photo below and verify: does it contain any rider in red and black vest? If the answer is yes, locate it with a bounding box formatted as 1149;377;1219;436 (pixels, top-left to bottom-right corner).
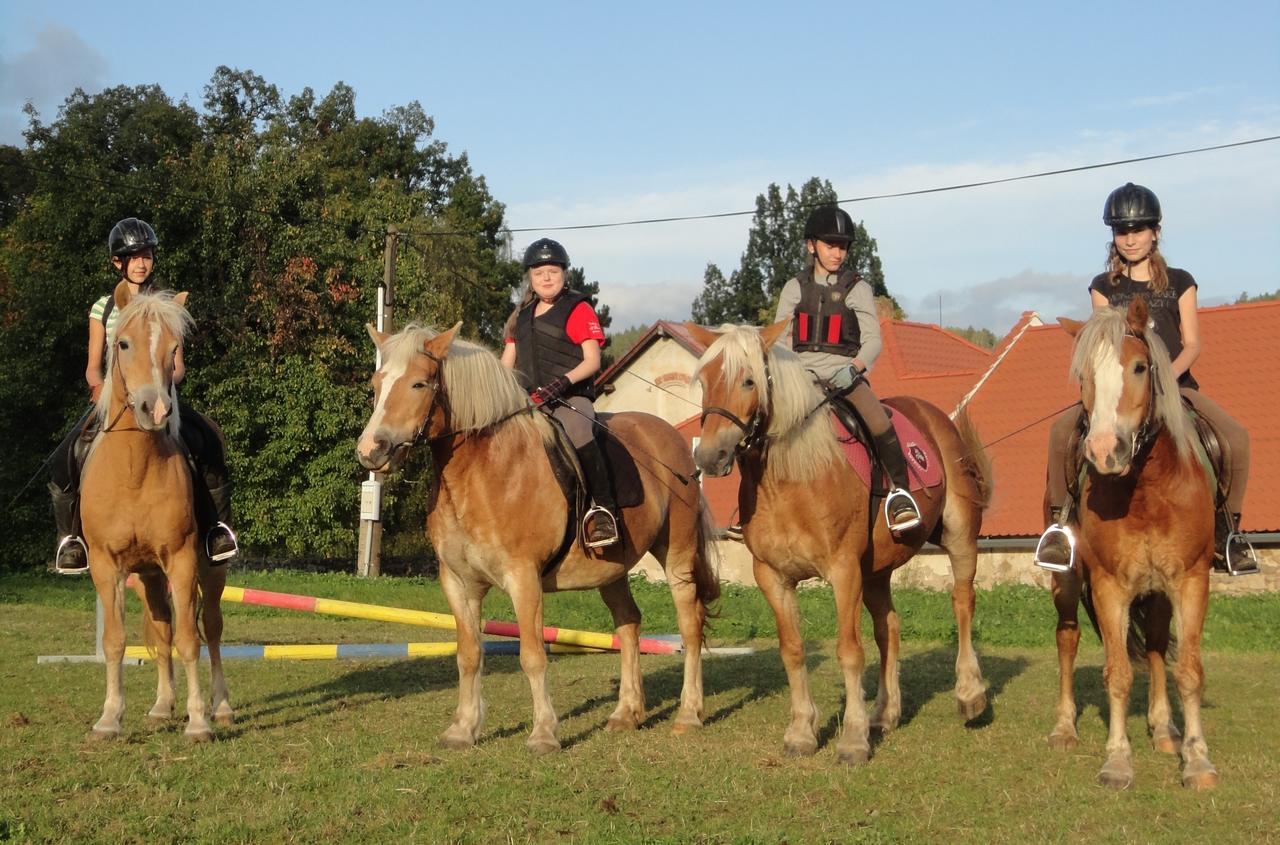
775;206;922;535
502;238;619;549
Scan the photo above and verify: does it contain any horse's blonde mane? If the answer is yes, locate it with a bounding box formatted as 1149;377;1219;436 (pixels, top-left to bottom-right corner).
1070;306;1194;457
94;290;193;438
386;323;552;446
694;324;841;481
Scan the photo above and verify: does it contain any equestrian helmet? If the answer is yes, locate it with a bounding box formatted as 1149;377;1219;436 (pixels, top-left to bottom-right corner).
522;238;570;269
1102;183;1162;229
803;205;856;244
109;218;159;257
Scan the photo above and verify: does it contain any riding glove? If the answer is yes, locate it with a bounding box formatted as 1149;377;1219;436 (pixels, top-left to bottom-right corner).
531;375;572;406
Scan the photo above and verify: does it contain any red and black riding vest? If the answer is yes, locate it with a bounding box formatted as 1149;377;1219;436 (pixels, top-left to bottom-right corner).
791;268;862;356
512;291;595;399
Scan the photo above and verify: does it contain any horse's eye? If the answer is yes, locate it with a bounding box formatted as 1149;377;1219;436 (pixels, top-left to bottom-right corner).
1134;362;1147;375
118;340;130;351
412;382;428;390
742;378;755;389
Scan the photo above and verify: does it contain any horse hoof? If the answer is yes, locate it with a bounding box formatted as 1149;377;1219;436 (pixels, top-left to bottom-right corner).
605;715;639;732
527;737;561;756
1097;762;1133;790
88;728;119;742
1047;730;1078;751
671;717;702;736
1152;735;1182;755
783;739;817;758
1182;760;1219;791
214;713;236;729
184;729;215;744
836;746;871;767
958;693;988;722
145;715;170;729
438;734;474;752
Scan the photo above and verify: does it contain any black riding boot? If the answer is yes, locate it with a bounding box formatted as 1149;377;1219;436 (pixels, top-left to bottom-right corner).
872;428;921;534
48;482;88;574
575;441;620;549
1034;505;1076;572
1214;511;1258;576
204;482;239;563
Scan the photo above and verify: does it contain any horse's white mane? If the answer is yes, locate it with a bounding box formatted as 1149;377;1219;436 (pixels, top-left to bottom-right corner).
1069;306;1195;457
693;324;841;481
384;323;552;444
94;290;193;438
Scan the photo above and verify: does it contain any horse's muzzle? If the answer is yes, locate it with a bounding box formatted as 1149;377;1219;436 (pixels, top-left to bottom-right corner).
693;442;733;478
356;433;410;473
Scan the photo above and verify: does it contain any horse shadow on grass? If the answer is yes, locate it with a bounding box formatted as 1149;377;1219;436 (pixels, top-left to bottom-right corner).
1061;657;1213;738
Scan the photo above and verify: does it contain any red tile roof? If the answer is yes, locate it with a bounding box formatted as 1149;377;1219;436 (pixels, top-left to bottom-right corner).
872;319;994;412
961;301;1280;535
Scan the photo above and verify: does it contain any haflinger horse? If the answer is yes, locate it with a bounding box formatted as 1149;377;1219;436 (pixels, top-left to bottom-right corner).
1048;298;1218;790
686;320;991;765
356;322;720;754
80;281;232;741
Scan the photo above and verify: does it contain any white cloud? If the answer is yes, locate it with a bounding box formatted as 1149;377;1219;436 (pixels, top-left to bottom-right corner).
0;24;109;144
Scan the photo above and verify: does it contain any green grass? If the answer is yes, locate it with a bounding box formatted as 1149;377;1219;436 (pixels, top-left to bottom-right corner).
2;570;1278;844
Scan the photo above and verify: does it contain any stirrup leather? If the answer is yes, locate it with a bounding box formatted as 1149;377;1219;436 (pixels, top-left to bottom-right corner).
582;505;619;549
883;488;921;534
1034;523;1076;572
1223;529;1258;577
206;521;240;562
53;535;90;575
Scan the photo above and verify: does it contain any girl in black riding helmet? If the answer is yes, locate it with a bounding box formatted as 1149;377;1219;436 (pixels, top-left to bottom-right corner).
47;218;240;572
501;238;619;549
1036;183;1255;575
774;205;921;536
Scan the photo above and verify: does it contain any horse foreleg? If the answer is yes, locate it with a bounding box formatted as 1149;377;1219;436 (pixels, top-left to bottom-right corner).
1141;595;1179;754
830;566;870;766
754;559;818;757
1094;580;1134;789
862;576;901;733
1173;575;1218;791
1048;569;1082;749
200;564;234;728
167;553;211;742
507;568;559;755
438;561;488;751
137;572;176;726
90;567;127;740
598;578;645;731
665;552;707;734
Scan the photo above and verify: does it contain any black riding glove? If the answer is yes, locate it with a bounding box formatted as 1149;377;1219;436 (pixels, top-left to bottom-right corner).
531;375;571;406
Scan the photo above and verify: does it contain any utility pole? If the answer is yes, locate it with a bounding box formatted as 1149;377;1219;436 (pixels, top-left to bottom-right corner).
357;226;397;577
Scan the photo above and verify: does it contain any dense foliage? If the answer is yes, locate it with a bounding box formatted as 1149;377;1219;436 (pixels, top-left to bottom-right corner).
0;68;524;568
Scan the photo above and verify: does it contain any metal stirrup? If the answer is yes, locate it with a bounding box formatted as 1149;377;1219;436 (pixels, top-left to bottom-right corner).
53;535;90;576
582;505;619;550
1224;529;1258;577
883;488;921;534
1034;523;1077;572
206;522;240;562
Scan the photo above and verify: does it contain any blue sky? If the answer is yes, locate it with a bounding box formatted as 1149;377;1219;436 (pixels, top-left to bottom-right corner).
3;1;1278;333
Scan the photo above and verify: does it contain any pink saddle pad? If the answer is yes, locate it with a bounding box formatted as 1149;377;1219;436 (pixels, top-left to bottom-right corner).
830;410;943;491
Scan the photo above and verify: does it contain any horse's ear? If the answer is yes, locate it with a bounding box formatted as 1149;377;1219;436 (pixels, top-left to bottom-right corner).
173;292;189;308
760;317;792;350
683;321;721;350
1126;296;1149;335
366;322;389;349
1058;316;1085;338
425;321;463;359
113;280;132;309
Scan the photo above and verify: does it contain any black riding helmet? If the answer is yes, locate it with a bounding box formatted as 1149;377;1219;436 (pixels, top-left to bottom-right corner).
109;218;159;257
1103;183;1161;230
803;205;856;244
522;238;570;269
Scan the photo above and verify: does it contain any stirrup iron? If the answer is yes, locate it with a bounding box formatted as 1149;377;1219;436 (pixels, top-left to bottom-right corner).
1224;529;1258;577
883;488;921;534
1034;523;1076;572
206;521;239;562
53;535;90;576
582;505;619;549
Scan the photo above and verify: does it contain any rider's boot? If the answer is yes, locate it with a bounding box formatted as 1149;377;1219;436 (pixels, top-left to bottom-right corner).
1034;505;1076;572
576;441;620;549
205;483;239;564
873;428;921;535
1214;510;1258;576
48;482;88;575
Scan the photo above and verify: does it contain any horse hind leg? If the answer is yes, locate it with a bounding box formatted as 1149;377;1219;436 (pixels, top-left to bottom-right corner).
1138;594;1181;755
1047;569;1083;750
862;576;901;733
598;578;645;731
200;563;234;728
936;503;988;721
437;561;489;751
657;533;709;735
136;572;177;726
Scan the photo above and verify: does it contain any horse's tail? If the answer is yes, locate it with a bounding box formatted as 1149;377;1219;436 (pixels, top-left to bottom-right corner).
953;408;993;509
1080;585;1178;665
692;491;722;620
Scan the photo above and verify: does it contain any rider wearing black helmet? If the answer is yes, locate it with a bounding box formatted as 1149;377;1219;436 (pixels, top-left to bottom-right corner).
500;238;620;549
773;204;922;536
1036;183;1256;575
47;218;240;573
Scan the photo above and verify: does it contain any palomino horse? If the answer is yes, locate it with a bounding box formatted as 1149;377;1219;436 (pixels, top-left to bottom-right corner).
356;323;720;754
686;320;991;765
1048;298;1218;790
80;281;232;741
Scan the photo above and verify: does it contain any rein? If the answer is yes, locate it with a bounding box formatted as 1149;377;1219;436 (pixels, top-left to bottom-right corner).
699;350;774;456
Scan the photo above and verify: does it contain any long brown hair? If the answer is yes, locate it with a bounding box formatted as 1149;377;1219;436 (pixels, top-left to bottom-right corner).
1106;226;1168;292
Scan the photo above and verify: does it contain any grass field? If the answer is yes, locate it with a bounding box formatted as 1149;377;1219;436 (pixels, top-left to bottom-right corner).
2;570;1278;844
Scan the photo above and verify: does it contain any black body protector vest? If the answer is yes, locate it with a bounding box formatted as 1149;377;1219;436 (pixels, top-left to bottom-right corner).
512;291;596;399
791;267;863;356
